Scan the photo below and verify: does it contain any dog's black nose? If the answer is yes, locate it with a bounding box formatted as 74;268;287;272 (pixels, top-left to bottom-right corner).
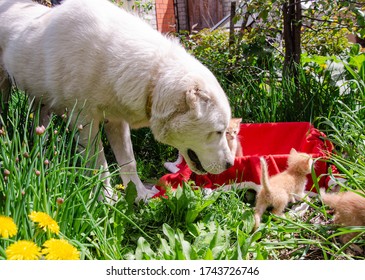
226;161;233;169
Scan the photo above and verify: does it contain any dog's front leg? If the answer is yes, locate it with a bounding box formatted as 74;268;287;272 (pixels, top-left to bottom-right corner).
0;67;11;117
105;120;158;201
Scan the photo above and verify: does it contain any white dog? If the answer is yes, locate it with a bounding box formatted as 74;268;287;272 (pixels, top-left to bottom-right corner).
0;0;234;201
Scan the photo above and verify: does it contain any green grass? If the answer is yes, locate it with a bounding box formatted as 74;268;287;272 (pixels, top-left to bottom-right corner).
1;50;365;260
1;92;364;260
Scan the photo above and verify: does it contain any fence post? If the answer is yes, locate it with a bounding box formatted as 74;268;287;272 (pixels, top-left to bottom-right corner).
229;1;236;47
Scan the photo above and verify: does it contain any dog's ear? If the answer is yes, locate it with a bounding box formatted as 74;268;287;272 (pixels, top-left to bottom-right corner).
185;87;210;118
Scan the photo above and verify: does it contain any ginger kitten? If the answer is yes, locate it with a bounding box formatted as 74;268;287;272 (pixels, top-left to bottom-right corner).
320;189;365;253
226;118;243;158
254;148;313;229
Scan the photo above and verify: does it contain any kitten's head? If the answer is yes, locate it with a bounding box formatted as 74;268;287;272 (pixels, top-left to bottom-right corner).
226;118;242;141
287;148;313;175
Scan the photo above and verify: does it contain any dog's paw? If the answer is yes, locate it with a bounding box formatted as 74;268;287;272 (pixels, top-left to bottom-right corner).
98;186;118;204
135;186;159;202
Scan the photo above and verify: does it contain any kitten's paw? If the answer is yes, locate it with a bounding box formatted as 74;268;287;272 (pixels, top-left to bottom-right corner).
290;202;310;217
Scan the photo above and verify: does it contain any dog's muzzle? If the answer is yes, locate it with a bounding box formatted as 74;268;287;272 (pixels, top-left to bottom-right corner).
187;149;206;174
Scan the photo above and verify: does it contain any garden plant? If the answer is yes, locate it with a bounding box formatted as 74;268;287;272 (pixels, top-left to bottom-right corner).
1;1;365;260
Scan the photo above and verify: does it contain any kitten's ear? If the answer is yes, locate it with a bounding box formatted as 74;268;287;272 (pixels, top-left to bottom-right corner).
290;148;297;154
232;118;242;124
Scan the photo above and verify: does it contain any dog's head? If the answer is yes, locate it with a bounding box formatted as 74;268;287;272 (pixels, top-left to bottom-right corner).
150;70;234;175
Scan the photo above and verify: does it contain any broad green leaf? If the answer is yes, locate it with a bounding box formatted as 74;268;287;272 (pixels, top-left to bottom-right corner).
135;237;155;260
159;238;174;260
125;181;137;213
204;248;214;260
162;223;176;248
185;191;221;224
176;229;195;260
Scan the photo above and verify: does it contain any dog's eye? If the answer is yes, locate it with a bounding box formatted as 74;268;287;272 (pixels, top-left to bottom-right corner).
208;131;224;140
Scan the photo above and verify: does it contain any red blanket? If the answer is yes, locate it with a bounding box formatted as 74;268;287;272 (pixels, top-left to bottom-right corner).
155;122;335;196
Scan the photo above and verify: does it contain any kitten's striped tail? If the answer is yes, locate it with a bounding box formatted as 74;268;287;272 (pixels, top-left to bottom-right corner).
260;157;271;193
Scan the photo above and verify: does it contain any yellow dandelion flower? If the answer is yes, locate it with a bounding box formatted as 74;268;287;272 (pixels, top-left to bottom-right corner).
29;211;60;234
6;240;42;260
320;63;328;69
115;184;125;190
0;216;18;238
42;239;80;260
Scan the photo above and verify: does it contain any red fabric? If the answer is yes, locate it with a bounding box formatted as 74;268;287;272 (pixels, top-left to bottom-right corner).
155;122;335;197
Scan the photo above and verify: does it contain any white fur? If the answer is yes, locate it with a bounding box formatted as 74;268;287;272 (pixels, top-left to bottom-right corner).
0;0;233;200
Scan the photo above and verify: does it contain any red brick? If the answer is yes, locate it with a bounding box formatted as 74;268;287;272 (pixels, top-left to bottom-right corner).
155;0;176;33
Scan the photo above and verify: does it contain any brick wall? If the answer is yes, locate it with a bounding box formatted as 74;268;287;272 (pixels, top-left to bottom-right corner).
175;0;188;31
119;0;235;33
155;0;176;33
